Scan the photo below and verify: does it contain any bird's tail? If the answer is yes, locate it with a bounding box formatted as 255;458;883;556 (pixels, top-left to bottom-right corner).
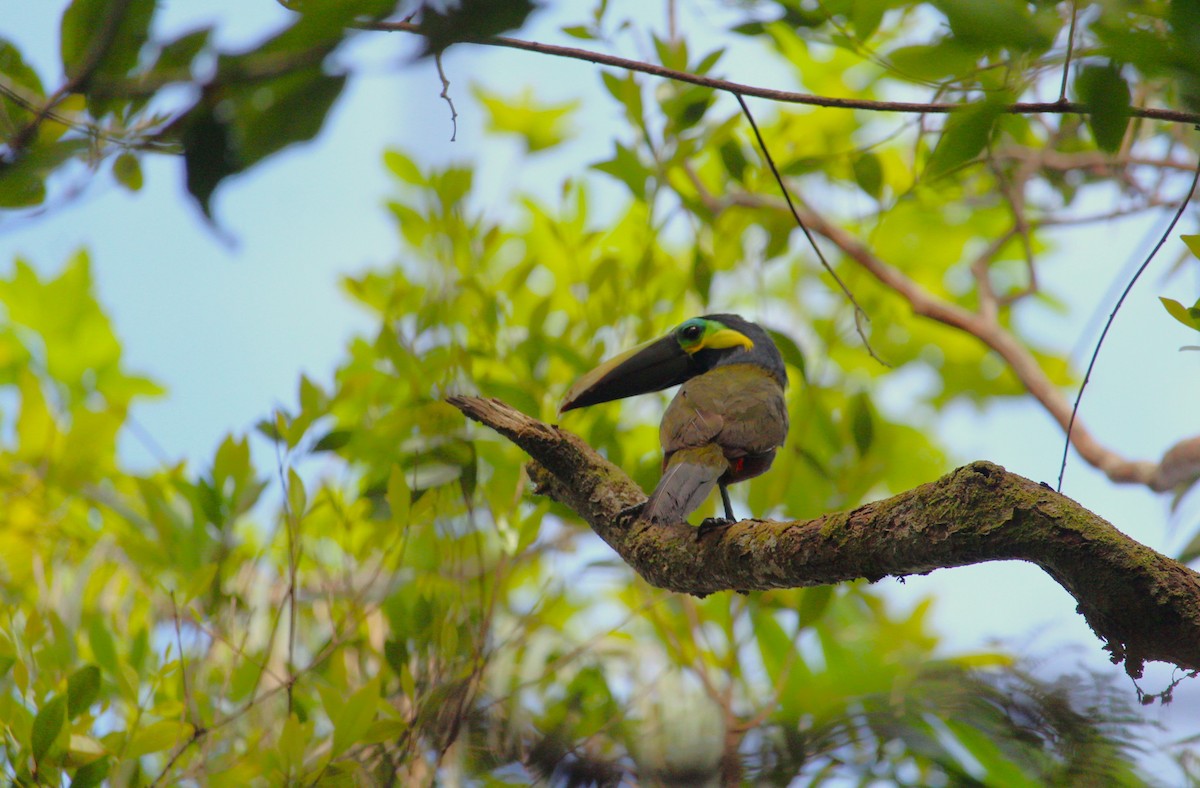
643;444;727;524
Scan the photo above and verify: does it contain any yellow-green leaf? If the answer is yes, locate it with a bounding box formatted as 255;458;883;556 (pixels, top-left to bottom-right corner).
112;153;143;192
67;664;101;719
32;694;66;762
331;678;380;757
287;468;307;517
125;720;191;759
1160;297;1200;331
926;93;1010;179
387;464;411;526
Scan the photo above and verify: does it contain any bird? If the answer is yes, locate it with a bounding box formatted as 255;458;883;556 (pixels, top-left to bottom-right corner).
560;314;789;529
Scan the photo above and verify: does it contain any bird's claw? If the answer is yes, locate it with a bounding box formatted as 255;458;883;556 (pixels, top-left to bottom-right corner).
696;517;734;541
617;502;646;525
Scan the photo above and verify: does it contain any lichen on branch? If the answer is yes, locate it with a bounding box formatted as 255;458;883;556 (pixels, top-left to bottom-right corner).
449;395;1200;679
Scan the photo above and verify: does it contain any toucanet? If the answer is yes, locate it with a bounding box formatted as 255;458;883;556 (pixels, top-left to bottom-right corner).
561;314;789;526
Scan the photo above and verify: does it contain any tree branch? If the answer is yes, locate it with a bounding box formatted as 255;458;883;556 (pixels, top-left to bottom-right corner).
722;190;1200;492
447;395;1200;679
365;20;1200;126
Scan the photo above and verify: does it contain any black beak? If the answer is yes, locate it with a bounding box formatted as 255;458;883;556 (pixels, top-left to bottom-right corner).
560;334;693;413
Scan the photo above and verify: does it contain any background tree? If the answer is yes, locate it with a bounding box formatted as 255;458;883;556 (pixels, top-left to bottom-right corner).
0;0;1198;784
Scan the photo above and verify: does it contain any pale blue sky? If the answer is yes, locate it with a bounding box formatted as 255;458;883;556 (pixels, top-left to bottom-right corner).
3;0;1199;776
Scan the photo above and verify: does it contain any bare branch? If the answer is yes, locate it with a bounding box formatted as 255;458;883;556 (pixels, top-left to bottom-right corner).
434;53;458;142
725;190;1197;491
448;395;1200;679
364;21;1200;126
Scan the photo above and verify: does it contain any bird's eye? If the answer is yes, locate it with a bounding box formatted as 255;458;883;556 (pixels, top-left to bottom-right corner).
680;324;703;342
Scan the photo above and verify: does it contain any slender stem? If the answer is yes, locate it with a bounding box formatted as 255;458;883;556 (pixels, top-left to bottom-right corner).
734;93;888;366
1056;154;1200;491
364;20;1200;125
1058;0;1080;103
434;52;458;142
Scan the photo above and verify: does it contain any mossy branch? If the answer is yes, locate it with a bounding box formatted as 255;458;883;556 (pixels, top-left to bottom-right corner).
448;395;1200;679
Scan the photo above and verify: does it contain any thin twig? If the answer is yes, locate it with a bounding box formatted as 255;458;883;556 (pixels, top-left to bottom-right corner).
734;93;888;365
1058;0;1080;103
434;53;458;142
363;20;1200;125
171;593;200;727
1056;152;1200;492
273;429;299;715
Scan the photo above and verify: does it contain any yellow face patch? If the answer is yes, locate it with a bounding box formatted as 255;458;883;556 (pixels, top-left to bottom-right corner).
674;318;754;354
702;327;754;351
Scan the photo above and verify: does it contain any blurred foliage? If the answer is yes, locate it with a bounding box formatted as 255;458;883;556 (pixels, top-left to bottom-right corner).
0;0;1197;784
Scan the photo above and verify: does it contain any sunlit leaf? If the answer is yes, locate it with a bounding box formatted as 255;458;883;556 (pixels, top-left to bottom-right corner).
125;720;191;758
474;85;579;153
331;679;379;757
1160;297;1200;331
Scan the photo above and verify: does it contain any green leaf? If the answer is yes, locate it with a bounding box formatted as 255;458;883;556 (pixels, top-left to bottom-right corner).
718;140;748;182
932;0;1053;52
849;392;875;456
69;756;110;788
180;98;237;219
767;328;807;383
418;0;537;57
383;149;424;185
1160;297;1200;332
0;159;47;207
852;152;883;199
331;678;380;757
925;93;1010;179
600;70;644;127
112;153;143;192
886;39;980;82
312;429;352;453
278;713;310;773
1178;528;1200;564
0;38;46;130
125;720;190;758
60;0;156;115
67;665;101;719
592;142;650;199
287;468;307;517
180;562;220;604
151;27;211;74
32;694;66;762
473;86;579;153
1076;63;1131;152
799;585;835;628
237;69;347;166
561;25;594;40
851;0;887;39
387;464;411;526
181;66;346;218
1180;234;1200;259
87;617;118;675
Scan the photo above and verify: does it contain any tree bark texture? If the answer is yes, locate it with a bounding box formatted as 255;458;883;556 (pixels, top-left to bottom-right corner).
447;395;1200;678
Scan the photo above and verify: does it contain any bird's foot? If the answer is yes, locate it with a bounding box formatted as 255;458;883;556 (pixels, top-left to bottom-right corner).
696;517;734;541
617;502;646;525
